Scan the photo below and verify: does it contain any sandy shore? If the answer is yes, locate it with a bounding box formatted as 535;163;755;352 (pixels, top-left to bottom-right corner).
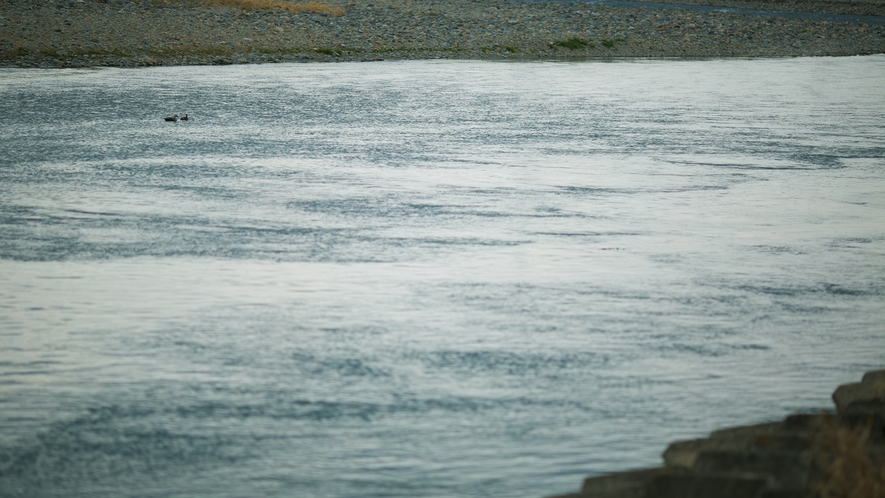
1;0;884;67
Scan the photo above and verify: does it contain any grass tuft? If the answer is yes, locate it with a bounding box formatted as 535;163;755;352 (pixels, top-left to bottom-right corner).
480;45;518;53
815;420;885;498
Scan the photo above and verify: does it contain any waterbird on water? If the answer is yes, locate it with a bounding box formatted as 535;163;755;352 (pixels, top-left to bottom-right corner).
180;114;189;121
164;114;179;122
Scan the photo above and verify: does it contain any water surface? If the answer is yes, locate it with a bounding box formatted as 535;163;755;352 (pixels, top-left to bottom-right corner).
1;57;884;497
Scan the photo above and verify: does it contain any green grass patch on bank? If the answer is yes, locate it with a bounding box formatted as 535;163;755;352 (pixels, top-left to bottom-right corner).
480;45;519;53
550;36;628;51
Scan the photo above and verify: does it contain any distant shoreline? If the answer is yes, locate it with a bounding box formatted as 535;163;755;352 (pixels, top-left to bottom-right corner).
2;0;884;68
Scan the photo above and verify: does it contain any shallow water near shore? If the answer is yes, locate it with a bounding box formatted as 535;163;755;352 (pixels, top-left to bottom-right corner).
1;56;884;498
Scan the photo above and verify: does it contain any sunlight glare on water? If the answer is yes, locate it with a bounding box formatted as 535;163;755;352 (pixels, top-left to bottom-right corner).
0;56;884;498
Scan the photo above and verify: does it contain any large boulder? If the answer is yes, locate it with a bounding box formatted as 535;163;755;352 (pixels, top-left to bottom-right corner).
833;369;885;416
546;369;885;498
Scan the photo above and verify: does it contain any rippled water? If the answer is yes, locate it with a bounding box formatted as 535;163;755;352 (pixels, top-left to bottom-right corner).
1;56;884;498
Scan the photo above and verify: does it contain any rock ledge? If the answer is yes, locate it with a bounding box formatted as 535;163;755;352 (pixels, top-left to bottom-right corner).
548;369;885;498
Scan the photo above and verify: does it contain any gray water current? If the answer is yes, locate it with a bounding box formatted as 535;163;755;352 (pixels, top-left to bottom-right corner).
1;56;884;498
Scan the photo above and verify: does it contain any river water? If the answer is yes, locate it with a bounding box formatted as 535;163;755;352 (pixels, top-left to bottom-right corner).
1;56;884;498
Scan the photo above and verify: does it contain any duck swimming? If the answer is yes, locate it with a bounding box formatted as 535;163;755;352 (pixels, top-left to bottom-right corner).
180;114;189;121
164;114;179;122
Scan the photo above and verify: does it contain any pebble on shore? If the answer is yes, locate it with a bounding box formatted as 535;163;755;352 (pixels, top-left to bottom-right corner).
1;0;884;68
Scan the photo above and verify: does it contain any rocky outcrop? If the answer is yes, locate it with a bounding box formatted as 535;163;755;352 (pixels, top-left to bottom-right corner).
833;370;885;416
548;369;885;498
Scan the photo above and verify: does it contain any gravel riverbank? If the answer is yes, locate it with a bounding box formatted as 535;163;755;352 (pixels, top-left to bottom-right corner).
1;0;884;67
